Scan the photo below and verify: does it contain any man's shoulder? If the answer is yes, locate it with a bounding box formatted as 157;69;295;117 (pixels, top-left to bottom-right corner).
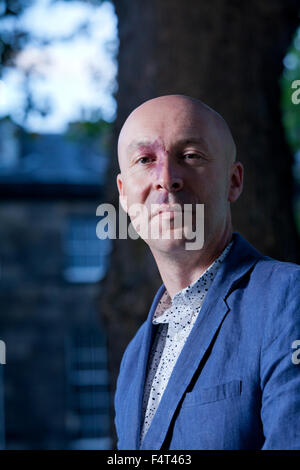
117;285;165;378
254;256;300;284
232;232;300;282
237;247;300;345
120;320;148;365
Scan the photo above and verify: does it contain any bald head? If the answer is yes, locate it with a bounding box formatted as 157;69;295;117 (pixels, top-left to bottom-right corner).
118;94;236;173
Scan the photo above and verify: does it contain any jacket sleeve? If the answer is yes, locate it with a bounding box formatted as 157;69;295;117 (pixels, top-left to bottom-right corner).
113;321;148;449
260;269;300;450
114;341;130;449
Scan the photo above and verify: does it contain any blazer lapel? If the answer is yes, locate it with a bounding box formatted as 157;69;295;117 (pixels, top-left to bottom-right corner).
140;233;263;450
123;284;166;449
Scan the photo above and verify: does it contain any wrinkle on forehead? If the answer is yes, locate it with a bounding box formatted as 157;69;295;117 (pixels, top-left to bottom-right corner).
118;95;236;172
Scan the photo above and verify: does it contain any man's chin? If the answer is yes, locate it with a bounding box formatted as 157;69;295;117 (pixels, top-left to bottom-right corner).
144;234;190;254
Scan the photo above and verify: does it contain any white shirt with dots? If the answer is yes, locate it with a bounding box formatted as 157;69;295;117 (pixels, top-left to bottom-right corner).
140;241;233;444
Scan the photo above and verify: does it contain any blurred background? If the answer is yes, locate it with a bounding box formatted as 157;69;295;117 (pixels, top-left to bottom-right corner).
0;0;299;450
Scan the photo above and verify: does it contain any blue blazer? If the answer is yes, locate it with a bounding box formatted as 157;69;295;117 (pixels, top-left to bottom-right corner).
114;233;300;450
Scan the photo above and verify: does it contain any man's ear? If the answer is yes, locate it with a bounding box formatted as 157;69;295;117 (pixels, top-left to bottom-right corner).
117;173;128;213
228;161;244;203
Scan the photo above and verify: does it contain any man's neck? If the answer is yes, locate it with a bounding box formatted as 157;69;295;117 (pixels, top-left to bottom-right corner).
152;229;233;298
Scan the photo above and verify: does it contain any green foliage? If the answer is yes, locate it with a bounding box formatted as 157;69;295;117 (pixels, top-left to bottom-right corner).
0;0;34;71
281;25;300;235
66;117;113;152
280;27;300;156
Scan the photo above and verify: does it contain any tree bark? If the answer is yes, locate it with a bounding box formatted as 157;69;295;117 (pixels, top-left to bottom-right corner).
102;0;300;443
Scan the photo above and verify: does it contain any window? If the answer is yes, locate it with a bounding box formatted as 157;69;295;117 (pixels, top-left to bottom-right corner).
0;365;5;450
64;328;111;450
63;216;112;283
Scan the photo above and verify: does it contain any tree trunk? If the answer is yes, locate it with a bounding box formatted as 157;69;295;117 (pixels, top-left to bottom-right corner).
102;0;300;443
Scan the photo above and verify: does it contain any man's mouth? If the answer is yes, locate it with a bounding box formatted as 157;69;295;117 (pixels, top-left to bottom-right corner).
151;203;196;218
152;204;183;217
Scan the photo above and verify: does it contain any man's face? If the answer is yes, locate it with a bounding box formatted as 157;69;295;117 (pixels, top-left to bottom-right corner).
117;96;242;253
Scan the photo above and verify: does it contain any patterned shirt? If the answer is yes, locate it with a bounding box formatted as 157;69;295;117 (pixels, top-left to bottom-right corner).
140;241;233;443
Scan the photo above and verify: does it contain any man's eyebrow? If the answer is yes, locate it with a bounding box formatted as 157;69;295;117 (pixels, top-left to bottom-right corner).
174;137;209;151
126;140;153;156
125;137;210;157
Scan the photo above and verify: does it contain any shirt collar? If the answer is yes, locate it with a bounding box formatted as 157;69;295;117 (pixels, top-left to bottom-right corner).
153;240;234;325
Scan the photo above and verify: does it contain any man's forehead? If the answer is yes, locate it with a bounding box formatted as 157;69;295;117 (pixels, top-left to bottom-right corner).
120;109;216;151
118;95;236;166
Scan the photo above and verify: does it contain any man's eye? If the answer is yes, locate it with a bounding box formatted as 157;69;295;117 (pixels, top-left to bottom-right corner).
138;156;154;164
183;153;200;160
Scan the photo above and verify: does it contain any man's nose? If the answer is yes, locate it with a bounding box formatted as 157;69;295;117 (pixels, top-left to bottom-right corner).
154;161;183;192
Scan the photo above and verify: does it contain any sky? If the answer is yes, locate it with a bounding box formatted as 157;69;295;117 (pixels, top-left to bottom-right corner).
0;0;118;133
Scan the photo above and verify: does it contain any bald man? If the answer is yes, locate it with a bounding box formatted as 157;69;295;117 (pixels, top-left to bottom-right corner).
114;95;300;450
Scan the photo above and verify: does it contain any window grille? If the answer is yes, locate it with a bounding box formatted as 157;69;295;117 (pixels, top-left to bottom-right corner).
63;216;112;283
0;365;5;450
64;328;111;450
